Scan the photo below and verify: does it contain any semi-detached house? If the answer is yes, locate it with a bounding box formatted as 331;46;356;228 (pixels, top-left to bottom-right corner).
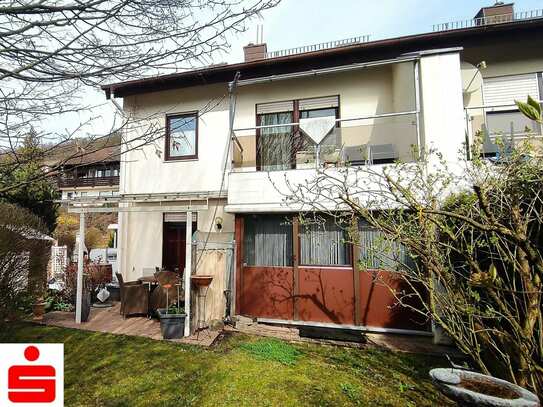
82;2;543;336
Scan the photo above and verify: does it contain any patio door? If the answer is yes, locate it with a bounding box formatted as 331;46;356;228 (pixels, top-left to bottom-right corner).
162;217;196;275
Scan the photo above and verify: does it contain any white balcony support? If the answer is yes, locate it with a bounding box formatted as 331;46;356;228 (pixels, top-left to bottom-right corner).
75;212;85;324
184;211;192;337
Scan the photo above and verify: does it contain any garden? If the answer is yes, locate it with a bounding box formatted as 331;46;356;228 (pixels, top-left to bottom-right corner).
0;322;451;406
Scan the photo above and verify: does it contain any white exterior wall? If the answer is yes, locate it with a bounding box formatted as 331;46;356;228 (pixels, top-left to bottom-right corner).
419;52;466;163
229;52;466;211
119;84;235;280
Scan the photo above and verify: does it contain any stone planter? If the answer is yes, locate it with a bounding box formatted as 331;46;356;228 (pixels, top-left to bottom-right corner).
157;309;186;340
430;368;540;407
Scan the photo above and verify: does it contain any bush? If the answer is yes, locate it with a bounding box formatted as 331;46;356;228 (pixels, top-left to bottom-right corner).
0;202;51;320
63;261;112;304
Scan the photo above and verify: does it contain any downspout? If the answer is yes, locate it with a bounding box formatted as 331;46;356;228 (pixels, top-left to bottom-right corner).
414;59;423;160
224;72;240;320
110;89;125;282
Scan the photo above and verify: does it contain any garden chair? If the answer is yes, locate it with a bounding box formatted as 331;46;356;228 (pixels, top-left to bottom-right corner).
115;272;148;318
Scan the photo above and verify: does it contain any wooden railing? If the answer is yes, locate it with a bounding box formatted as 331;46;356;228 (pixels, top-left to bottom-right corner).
58;176;119;188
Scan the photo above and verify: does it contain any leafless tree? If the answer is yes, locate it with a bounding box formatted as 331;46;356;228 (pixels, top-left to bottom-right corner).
0;0;280;193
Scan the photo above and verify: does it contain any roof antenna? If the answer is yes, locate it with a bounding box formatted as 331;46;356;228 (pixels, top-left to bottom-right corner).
256;24;264;44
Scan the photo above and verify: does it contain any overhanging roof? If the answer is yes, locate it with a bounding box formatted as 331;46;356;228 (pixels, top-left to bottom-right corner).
101;18;543;99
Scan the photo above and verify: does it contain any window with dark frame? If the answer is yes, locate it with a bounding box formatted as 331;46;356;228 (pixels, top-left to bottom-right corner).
165;112;198;161
243;214;293;267
256;96;340;171
241;213;415;271
299;215;351;267
358;220;414;271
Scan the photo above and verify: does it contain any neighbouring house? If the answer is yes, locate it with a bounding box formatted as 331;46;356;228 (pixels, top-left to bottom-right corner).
64;3;543;337
44;137;121;200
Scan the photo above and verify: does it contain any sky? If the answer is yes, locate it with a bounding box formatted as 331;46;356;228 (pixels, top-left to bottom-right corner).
46;0;543;137
223;0;543;63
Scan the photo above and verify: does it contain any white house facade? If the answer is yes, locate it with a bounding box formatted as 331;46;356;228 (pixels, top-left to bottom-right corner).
90;2;543;335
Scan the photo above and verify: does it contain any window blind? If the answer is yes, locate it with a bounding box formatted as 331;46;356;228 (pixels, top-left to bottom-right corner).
256;101;294;115
299;95;339;111
358;221;414;271
164;213;196;223
300;216;351;266
483;74;540;110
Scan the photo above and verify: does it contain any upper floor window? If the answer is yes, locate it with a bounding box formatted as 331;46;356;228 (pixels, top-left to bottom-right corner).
165;112;198;161
483;73;542;136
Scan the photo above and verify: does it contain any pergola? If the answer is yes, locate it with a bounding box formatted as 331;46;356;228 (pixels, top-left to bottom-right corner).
61;191;220;337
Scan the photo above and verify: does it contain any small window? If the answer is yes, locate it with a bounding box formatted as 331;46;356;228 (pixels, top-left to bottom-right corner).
243;214;293;266
166;113;198;160
300;216;351;266
80;192;88;197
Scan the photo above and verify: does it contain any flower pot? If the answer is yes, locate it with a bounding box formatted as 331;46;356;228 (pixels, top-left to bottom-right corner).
157;308;186;339
430;368;539;407
32;302;47;321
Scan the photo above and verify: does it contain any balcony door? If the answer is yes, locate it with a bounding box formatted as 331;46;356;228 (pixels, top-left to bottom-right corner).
256;96;340;171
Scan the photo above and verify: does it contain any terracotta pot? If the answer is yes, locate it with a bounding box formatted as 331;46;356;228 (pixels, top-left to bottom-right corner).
32;302;47;321
191;275;213;287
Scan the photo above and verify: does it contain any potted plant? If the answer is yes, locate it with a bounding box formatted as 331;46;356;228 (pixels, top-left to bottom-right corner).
32;272;47;321
32;295;47;321
157;283;186;339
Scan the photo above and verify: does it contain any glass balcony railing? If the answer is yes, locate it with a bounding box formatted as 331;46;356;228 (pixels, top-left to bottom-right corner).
232;112;420;172
465;104;543;158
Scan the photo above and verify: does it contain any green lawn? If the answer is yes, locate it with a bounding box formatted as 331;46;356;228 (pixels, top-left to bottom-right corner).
0;322;451;406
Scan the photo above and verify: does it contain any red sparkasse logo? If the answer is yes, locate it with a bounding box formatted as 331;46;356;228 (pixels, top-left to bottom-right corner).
0;344;63;406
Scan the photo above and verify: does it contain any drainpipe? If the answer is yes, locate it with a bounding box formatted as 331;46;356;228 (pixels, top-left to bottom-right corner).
414;59;423;160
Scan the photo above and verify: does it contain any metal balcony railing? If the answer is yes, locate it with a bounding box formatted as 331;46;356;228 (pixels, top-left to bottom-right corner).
232;111;420;172
433;9;543;32
265;36;371;59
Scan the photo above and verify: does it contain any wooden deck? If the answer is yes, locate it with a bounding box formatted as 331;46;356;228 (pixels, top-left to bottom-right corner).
42;303;220;347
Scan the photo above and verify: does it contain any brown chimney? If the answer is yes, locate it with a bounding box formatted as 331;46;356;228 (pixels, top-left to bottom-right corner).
474;2;514;24
243;43;267;62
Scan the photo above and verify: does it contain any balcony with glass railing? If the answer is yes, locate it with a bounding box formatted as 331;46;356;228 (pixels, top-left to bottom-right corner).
465;103;543;158
232;111;420;172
